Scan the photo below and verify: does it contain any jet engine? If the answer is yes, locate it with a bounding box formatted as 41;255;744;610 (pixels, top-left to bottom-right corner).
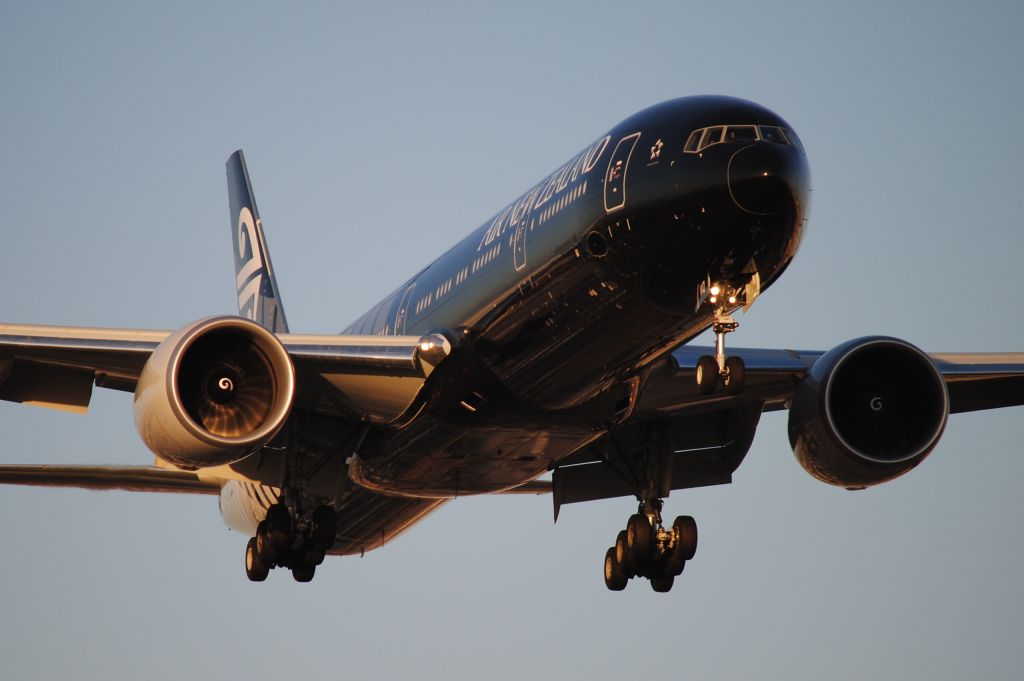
133;316;295;469
787;337;948;488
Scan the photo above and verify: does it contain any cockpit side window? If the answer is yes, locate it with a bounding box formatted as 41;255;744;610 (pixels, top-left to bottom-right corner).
684;130;702;153
758;126;786;144
699;127;724;151
783;128;805;155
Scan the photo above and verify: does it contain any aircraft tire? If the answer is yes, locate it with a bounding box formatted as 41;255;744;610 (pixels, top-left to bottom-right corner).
696;355;719;395
650;573;675;593
255;521;278;565
266;503;291;551
665;554;687;577
626;513;652;562
245;537;269;582
311;505;337;550
292;563;316;583
615;530;635;577
672;515;698;561
724;356;746;395
604;547;627;591
303;546;326;567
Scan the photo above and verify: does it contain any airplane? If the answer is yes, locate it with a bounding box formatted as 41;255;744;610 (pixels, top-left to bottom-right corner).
2;94;1023;591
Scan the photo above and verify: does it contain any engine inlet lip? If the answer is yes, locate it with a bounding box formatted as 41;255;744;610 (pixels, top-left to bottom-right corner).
166;316;295;449
822;337;948;465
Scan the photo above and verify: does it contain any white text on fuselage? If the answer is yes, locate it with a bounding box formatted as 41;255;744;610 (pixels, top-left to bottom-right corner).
477;135;610;252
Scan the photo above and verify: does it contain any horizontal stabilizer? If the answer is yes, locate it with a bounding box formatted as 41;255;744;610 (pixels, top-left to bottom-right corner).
0;465;221;494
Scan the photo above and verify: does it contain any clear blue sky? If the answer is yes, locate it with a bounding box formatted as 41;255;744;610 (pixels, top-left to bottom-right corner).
2;1;1023;679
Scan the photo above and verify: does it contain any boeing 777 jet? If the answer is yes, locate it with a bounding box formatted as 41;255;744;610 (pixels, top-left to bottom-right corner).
2;95;1022;591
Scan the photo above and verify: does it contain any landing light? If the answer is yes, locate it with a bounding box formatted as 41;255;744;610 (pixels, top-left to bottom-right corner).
709;285;721;296
728;295;737;304
420;342;434;352
709;296;718;304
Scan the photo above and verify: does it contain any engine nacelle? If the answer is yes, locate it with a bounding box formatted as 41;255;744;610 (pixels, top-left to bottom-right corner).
133;316;295;469
788;336;948;488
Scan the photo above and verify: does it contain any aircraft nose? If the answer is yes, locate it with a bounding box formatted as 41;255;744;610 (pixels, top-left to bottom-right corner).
727;143;809;215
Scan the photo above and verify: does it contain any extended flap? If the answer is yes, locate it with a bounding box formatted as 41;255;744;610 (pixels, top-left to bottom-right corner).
0;359;93;413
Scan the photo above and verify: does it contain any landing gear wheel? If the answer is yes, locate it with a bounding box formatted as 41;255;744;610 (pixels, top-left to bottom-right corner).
665;554;687;577
626;513;652;563
311;505;337;550
603;547;627;591
255;521;278;566
696;355;719;395
650;573;675;593
245;537;269;582
672;515;698;561
723;356;746;395
615;530;635;577
301;546;326;567
266;503;292;551
292;562;316;583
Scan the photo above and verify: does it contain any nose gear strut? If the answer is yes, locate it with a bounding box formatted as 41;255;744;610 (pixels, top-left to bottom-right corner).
695;282;747;396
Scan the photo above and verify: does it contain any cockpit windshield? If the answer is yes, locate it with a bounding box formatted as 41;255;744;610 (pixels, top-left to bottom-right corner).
725;125;758;143
683;124;804;154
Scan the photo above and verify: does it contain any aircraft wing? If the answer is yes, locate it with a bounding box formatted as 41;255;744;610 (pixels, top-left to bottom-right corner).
632;345;1024;417
552;342;1024;517
0;322;450;418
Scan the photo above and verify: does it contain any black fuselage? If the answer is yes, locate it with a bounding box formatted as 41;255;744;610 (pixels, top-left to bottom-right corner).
331;96;810;548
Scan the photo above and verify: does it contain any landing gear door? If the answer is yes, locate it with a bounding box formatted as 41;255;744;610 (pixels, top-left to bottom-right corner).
513;221;527;271
604;132;641;213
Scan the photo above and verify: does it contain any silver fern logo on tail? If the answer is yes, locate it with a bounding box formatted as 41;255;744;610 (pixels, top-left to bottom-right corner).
226;150;289;333
235;206;265;322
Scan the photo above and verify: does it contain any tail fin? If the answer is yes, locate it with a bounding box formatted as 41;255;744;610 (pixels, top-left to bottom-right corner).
226;150;290;333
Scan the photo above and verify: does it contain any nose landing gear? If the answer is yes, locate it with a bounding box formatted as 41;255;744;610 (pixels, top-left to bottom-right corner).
695;283;747;396
603;499;698;593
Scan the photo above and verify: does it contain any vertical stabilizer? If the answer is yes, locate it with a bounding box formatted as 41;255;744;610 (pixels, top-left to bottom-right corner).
226;150;290;333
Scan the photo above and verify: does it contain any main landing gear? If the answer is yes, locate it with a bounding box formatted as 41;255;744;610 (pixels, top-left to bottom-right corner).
603;499;697;592
245;503;337;583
